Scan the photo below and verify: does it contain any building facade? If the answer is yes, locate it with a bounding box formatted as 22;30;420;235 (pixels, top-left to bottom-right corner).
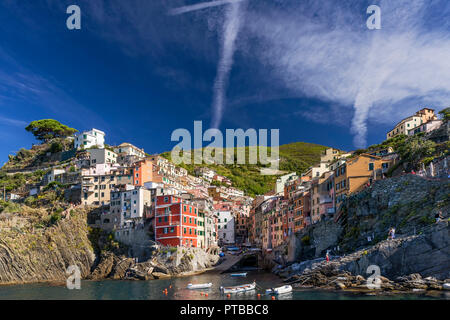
154;195;199;247
75;128;105;149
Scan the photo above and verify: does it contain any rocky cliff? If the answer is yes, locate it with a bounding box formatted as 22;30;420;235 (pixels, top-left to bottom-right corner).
0;205;219;285
280;175;449;286
0;208;95;284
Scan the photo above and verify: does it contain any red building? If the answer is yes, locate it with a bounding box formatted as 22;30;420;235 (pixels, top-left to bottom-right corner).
154;195;198;247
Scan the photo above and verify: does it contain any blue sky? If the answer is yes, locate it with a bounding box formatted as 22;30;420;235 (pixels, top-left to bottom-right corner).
1;0;449;165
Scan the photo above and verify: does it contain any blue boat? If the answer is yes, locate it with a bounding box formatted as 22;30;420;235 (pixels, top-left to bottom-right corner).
230;272;247;277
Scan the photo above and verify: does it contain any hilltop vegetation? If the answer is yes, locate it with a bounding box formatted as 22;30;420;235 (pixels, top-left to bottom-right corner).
161;142;328;196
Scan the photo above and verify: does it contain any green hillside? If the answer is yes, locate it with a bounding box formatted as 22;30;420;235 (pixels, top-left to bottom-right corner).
161;142;329;196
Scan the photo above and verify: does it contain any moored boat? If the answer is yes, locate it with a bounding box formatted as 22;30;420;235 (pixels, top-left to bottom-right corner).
187;282;212;289
220;282;256;294
265;285;293;295
230;272;247;277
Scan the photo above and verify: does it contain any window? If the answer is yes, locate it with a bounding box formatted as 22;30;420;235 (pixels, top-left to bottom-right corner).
184;216;187;223
184;228;186;234
369;163;374;170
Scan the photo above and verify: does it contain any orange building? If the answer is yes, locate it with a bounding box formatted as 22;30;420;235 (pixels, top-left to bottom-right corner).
154;195;198;247
133;158;154;186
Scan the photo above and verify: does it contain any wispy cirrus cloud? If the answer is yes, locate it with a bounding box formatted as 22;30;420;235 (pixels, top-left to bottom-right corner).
242;0;450;147
168;0;245;16
0;115;27;127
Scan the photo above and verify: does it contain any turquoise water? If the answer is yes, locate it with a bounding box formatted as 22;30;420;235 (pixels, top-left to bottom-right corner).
0;271;447;300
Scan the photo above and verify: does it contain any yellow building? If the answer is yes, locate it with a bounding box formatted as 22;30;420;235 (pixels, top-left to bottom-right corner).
334;154;391;207
81;174;117;206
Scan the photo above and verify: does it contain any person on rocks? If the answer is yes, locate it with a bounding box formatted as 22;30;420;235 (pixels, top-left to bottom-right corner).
326;251;330;262
435;211;444;223
388;227;396;240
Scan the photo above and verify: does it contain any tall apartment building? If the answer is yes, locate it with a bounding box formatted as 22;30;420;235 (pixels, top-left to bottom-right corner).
81;173;117;205
101;186;152;231
217;210;235;245
154;195;199;247
133;159;154;186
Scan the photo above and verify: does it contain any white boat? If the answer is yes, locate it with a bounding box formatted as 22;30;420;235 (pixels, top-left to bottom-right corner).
187;282;212;289
230;272;247;277
265;285;293;295
220;282;256;294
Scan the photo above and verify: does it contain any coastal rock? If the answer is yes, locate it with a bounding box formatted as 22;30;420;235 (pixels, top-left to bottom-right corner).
0;210;95;284
335;282;346;290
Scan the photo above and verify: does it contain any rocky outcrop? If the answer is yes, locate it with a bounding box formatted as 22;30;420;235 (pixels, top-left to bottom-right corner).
276;221;449;292
0;206;219;285
340;222;449;280
0;212;95;284
88;245;219;281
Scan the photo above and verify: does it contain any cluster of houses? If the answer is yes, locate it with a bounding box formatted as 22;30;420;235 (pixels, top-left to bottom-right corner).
249;108;448;250
40;130;253;250
6;107;447;252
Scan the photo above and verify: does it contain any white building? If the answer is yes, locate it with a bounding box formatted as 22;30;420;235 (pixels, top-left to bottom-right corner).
75;128;105;150
105;186;152;231
81;163;118;176
274;173;297;195
46;168;65;184
114;142;146;159
217;211;235;245
408;120;443;136
87;148;117;165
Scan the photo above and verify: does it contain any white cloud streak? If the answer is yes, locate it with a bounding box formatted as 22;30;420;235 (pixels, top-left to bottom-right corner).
169;0;247;128
211;0;246;128
168;0;245;16
243;0;450;147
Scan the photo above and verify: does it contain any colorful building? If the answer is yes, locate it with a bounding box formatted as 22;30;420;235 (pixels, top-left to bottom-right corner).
334;154;391;208
154;195;198;247
133;159;154;186
386;108;437;140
